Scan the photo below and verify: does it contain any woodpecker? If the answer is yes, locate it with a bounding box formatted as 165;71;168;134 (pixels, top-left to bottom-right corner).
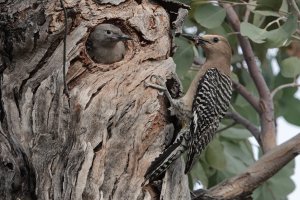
86;24;131;64
144;34;232;183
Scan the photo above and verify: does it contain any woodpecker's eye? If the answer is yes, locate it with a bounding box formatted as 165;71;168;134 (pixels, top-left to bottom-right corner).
213;37;219;43
106;30;112;34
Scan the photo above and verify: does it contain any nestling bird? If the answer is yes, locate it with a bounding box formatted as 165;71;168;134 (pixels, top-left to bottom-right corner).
86;24;131;64
144;34;232;183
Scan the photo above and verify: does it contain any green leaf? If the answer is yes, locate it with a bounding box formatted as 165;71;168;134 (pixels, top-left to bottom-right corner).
220;126;252;140
281;97;300;126
240;22;267;43
173;37;195;91
253;160;295;200
265;15;297;48
205;137;226;170
221;141;250;174
281;57;300;78
231;73;239;83
241;15;297;47
193;4;226;29
256;0;283;11
280;0;288;13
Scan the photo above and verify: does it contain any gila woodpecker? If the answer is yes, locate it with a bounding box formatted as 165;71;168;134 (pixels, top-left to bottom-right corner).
144;35;232;183
86;24;131;64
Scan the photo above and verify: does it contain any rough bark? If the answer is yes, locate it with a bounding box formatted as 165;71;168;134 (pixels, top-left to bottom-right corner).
0;0;190;199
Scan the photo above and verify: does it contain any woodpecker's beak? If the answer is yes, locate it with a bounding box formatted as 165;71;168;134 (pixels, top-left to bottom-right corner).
117;34;132;41
181;33;210;46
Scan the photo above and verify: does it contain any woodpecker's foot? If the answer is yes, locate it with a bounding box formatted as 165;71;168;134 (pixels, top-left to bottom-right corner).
144;75;167;94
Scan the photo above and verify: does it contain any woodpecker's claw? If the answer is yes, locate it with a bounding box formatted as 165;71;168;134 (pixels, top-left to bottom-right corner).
144;75;167;95
149;75;165;86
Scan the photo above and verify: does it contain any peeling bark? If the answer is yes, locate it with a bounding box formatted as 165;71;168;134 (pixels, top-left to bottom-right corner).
0;0;189;199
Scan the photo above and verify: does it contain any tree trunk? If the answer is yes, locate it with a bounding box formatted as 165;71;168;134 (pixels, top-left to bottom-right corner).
0;0;189;199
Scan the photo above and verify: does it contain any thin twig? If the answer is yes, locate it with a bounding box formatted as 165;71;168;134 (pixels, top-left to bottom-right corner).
271;82;300;99
192;0;257;7
243;6;250;22
225;112;261;145
60;0;70;99
232;81;260;112
291;34;300;41
226;31;240;36
216;122;237;134
223;3;276;153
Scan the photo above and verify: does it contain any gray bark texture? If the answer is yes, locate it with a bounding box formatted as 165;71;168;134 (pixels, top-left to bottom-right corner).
0;0;190;199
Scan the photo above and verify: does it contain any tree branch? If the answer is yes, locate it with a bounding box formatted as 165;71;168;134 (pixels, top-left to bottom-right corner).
232;81;260;112
225;112;261;145
223;4;276;153
193;133;300;200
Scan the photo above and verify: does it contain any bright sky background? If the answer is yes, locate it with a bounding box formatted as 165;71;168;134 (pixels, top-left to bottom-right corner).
277;117;300;200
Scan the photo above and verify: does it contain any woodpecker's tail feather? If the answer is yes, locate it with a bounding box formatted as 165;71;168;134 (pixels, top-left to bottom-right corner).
184;148;196;174
144;130;188;182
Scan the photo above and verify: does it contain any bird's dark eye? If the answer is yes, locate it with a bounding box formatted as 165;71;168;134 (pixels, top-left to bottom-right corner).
106;30;112;34
213;37;219;43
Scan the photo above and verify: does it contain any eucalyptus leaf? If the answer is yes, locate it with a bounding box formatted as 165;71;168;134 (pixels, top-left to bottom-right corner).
205;138;226;170
241;15;297;47
193;4;226;29
281;97;300;126
240;22;267;43
265;15;297;48
221;141;250;174
173;37;195;91
256;0;283;11
220;127;252;140
281;57;300;78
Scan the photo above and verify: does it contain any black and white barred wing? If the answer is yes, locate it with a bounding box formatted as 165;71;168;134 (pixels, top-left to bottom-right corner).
184;68;232;173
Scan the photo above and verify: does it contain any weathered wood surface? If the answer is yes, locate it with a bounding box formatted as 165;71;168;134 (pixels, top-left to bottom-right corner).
0;0;190;199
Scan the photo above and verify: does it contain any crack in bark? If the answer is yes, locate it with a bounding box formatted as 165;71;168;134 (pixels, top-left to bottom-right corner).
124;152;130;173
12;87;21;119
107;122;113;140
84;78;112;110
93;141;103;153
0;76;5;122
18;36;62;97
72;154;86;199
46;94;55;128
115;77;125;98
84;85;104;110
116;100;136;124
109;152;131;200
109;177;121;200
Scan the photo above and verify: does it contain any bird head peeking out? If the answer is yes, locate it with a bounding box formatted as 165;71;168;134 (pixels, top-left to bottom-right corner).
182;34;232;76
86;24;132;64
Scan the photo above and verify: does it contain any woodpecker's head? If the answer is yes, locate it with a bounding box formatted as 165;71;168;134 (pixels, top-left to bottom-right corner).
89;24;131;47
182;34;232;66
181;34;232;76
